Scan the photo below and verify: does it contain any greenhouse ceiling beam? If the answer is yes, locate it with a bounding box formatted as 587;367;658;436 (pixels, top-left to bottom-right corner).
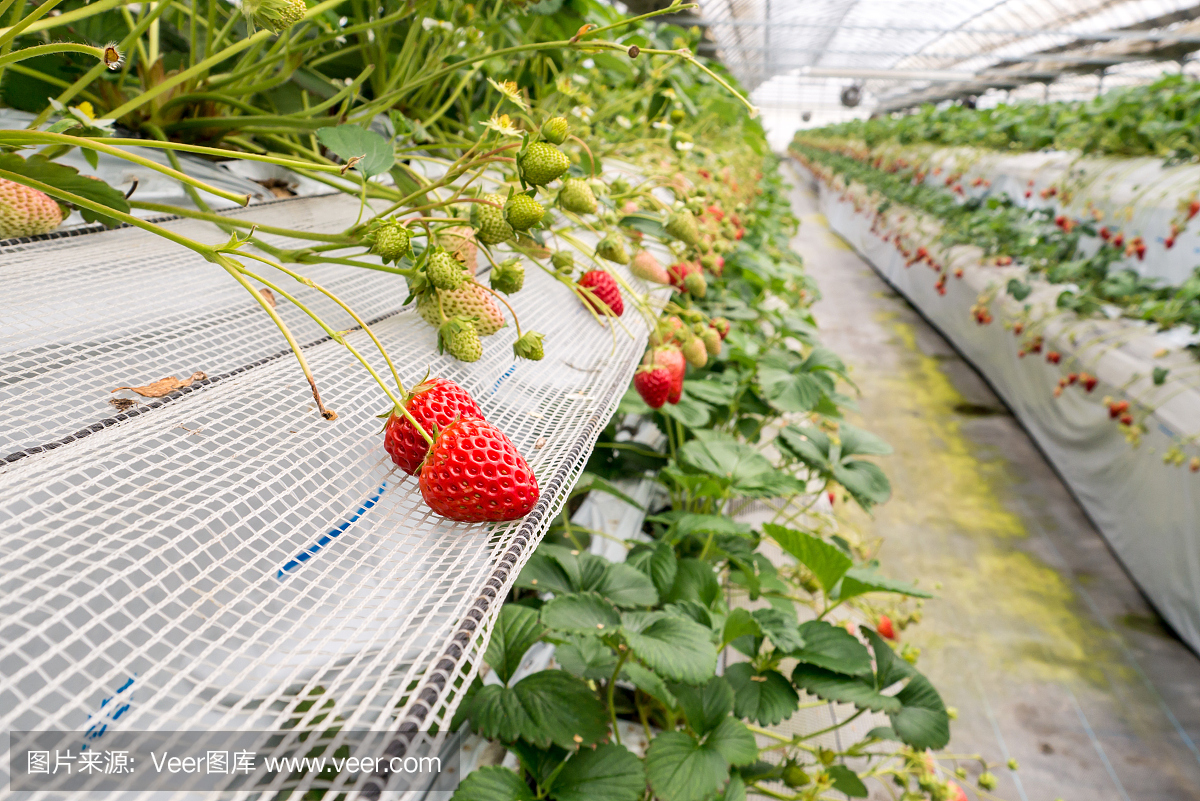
702;44;1154;65
734;66;1057;84
687;20;1200;43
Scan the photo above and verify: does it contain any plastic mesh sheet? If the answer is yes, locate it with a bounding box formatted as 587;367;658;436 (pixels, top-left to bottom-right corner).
0;191;661;797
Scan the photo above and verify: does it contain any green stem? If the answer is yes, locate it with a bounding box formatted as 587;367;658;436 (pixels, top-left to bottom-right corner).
607;649;630;745
0;42;104;68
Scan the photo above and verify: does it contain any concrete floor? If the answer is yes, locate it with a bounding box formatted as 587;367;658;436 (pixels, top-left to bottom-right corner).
782;164;1200;801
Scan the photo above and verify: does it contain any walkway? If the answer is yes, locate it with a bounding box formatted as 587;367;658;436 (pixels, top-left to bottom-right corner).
783;163;1200;801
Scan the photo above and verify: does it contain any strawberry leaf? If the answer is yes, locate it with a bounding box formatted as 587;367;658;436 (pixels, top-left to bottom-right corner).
621;611;717;684
484;604;544;685
826;765;869;798
549;742;644;801
540;591;621;634
763;523;852;593
645;731;728;801
836;566;931;600
668;676;734;735
792;621;872;675
462;670;607;749
449;766;533;801
316;125;395;178
0;153;129;227
724;663;799;726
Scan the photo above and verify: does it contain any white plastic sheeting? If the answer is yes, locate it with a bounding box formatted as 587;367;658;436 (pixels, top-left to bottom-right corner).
0;186;669;797
804;164;1200;655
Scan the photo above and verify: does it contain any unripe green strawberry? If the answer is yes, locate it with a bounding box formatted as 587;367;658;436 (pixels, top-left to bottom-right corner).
472;193;514;244
418;284;506;335
243;0;306;32
513;330;545;361
610;177;630;195
426;248;466;290
541;116;569;145
0;178;63;239
491;257;525;294
782;764;810;788
551;250;575;274
686;198;705;215
630;250;670;284
681;335;707;368
699;252;718;271
665;209;700;246
440;317;482;362
368;218;411;263
683;271;707;297
504;193;546;231
701;326;721;355
978;773;997;791
596;235;630;265
669;108;686;124
519;142;570;186
558;178;597;215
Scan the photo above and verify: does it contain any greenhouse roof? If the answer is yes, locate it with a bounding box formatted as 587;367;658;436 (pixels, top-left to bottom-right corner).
674;0;1200;145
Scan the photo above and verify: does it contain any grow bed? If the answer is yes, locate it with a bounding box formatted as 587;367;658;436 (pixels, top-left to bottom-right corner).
800;163;1200;656
0;189;665;796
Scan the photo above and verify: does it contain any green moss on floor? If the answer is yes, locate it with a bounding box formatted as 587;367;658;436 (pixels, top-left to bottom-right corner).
838;316;1121;687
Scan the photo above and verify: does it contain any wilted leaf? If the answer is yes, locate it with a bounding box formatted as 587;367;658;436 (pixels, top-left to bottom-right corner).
112;371;206;398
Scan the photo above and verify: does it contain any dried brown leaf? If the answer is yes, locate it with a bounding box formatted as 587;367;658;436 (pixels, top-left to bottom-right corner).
112;371;207;398
259;287;277;308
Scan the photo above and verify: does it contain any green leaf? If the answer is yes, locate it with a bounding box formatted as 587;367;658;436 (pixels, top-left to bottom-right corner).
721;772;747;801
620;214;667;239
1153;366;1169;385
663;558;721;607
596;562;659;608
793;621;873;676
832;460;891;510
517;550;577;595
673;514;754;540
316;125;395;177
757;364;823;412
678;434;804;497
826;765;869;798
485;605;545;685
622;660;677;708
450;766;534;801
704;717;758;767
670;677;734;735
645;731;728;801
465;670;608;749
1006;278;1032;301
750;607;805;654
0;153;129;227
508;741;568;788
837;423;892;456
836;567;932;600
551;743;645;801
628;540;678;599
556;634;617;680
622;612;718;684
763;524;852;593
889;673;951;750
685;380;739;406
660;389;711;428
725;663;800;726
777;425;830;468
790;665;901;714
541;592;622;634
721;608;761;648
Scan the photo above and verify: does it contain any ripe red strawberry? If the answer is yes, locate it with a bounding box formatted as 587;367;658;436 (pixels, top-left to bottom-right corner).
577;270;624;317
827;490;836;505
711;317;730;340
1189;199;1200;220
1111;232;1124;249
634;366;671;409
1081;373;1098;392
949;783;968;801
877;615;896;640
1109;399;1130;419
384;378;484;475
668;260;700;290
1166;236;1176;249
644;345;685;404
1046;351;1061;364
1099;226;1111;241
419;418;539;522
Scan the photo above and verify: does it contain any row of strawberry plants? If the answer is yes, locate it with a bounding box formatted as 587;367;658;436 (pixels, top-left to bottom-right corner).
814;73;1200;163
790;137;1200;338
443;147;1015;801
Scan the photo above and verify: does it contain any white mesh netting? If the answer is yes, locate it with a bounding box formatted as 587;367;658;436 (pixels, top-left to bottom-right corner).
0;190;661;797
